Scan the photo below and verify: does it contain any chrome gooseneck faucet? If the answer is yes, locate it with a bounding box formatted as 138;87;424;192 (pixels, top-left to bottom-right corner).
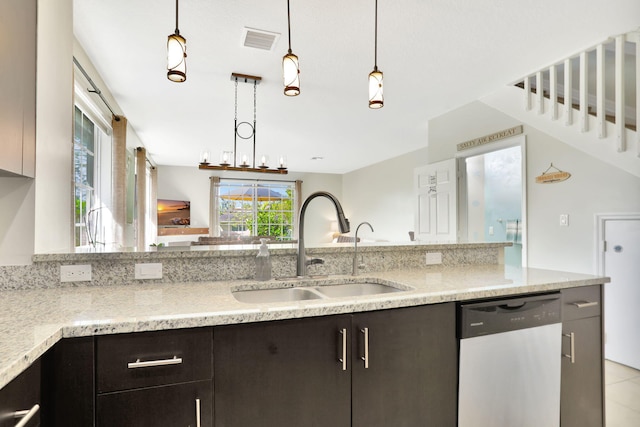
297;191;350;277
353;222;374;276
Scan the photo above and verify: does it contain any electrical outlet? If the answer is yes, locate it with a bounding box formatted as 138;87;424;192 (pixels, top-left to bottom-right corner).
425;252;442;265
135;263;163;279
60;265;92;282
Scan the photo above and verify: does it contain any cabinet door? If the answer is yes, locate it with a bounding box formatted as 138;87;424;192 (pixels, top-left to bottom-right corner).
561;316;603;427
0;0;36;177
0;359;40;427
352;303;457;427
41;337;94;427
96;380;212;427
214;315;351;427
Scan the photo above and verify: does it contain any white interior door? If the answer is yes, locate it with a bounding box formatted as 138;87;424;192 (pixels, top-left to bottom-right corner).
603;218;640;369
414;159;457;242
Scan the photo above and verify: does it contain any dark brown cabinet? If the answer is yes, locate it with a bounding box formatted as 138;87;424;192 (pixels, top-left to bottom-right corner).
97;380;212;427
214;314;352;427
214;303;457;427
352;303;457;426
41;337;94;427
0;0;36;178
560;285;604;427
95;328;213;427
0;359;41;427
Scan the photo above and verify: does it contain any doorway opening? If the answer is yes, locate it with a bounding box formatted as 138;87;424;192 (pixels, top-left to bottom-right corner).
458;136;526;267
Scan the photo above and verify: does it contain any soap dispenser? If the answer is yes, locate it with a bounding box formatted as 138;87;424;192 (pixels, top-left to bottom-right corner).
255;238;272;281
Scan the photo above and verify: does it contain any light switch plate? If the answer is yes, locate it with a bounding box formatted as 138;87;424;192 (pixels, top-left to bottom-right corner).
135;263;163;279
425;252;443;265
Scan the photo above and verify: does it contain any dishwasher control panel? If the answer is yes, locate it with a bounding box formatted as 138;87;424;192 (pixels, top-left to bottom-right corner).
458;292;561;338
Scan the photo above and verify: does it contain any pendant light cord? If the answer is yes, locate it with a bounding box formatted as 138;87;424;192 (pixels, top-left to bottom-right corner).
287;0;292;53
374;0;378;70
175;0;180;34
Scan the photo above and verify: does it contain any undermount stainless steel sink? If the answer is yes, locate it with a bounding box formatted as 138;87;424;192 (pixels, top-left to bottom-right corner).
232;287;324;304
232;281;408;304
313;282;404;298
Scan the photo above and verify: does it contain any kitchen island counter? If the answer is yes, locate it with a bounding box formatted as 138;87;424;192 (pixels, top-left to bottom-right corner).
0;264;608;389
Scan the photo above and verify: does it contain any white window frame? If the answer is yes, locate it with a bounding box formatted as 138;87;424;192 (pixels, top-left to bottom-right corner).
212;179;297;241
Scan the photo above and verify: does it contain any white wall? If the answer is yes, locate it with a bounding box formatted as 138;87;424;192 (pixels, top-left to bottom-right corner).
156;166;343;247
342;147;429;243
428;101;640;274
0;178;36;264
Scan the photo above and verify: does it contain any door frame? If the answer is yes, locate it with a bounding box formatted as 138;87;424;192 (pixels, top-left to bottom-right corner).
595;213;640;275
456;135;528;266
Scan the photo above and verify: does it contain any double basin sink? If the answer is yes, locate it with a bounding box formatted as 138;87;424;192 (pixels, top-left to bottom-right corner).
233;281;409;304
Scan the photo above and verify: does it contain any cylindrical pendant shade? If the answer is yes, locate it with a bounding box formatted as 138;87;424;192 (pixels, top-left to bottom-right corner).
368;68;384;109
283;51;300;96
167;33;187;82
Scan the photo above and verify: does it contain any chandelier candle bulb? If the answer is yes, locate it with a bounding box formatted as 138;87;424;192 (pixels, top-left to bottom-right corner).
278;156;287;169
200;151;209;164
220;151;232;166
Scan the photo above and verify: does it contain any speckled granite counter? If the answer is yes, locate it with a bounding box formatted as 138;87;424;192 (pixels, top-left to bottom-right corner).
0;264;608;389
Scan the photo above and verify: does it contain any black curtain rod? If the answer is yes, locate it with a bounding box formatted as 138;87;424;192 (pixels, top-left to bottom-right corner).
72;56;121;122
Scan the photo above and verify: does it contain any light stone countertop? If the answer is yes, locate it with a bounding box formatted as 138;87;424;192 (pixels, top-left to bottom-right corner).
0;264;609;389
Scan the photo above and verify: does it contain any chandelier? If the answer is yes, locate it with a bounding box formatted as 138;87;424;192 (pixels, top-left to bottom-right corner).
198;73;288;174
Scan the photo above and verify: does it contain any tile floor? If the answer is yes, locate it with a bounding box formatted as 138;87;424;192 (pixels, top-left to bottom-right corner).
605;360;640;426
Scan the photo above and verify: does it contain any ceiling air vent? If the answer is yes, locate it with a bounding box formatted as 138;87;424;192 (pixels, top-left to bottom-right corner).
241;27;280;51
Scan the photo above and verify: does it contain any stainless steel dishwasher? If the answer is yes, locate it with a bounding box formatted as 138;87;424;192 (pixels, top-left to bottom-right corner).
458;293;562;427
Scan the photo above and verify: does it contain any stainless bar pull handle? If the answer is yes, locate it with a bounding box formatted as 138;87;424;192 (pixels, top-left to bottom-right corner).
360;327;369;369
195;398;201;427
563;332;575;364
14;404;40;427
338;328;347;371
572;301;598;309
127;355;183;369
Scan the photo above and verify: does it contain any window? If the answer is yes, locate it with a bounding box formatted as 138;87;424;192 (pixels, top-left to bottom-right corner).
214;180;296;241
73;106;112;248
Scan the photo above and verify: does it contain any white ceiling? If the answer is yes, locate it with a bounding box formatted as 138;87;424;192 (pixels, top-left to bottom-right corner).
73;0;640;174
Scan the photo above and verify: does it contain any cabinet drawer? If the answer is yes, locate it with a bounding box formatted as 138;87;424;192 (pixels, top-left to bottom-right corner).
0;359;41;427
562;286;601;321
97;379;212;427
96;328;212;393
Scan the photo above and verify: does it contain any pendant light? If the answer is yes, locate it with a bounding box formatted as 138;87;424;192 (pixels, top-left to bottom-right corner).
368;0;383;109
167;0;187;82
282;0;300;96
